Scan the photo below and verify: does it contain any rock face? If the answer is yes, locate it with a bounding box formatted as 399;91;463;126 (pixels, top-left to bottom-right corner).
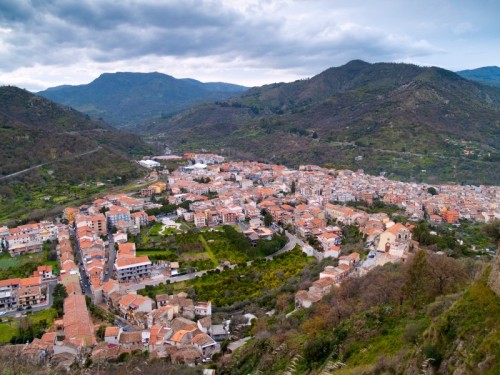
488;248;500;296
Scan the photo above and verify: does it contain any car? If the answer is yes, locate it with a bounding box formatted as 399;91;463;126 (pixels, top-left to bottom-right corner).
368;254;375;258
0;311;7;316
26;305;32;310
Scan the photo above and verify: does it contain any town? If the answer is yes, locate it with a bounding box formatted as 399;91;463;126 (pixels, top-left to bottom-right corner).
0;153;498;368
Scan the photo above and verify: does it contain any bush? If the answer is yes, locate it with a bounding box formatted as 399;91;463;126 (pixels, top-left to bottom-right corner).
304;336;331;367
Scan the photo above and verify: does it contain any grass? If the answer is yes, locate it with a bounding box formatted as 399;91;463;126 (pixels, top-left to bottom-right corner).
0;251;45;270
198;235;219;267
0;321;19;343
0;308;57;343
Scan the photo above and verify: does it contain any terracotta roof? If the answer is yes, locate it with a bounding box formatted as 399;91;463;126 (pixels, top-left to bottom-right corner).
105;326;121;337
19;276;41;287
119;331;142;344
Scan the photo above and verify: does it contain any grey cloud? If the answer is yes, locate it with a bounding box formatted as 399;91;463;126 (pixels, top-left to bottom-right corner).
1;0;479;89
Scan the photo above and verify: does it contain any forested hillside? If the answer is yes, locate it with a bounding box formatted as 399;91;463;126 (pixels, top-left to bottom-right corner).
0;86;151;222
38;72;247;126
144;61;500;185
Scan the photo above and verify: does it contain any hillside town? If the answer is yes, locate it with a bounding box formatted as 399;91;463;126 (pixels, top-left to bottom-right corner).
0;153;499;367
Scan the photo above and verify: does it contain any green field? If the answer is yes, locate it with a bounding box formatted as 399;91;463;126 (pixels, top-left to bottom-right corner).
0;308;57;343
0;251;45;270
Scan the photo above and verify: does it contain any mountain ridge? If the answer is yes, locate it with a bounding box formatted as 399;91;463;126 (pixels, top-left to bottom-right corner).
142;60;500;185
457;66;500;88
37;72;248;126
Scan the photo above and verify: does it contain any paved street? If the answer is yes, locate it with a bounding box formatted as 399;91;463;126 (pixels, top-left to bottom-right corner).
104;233;115;282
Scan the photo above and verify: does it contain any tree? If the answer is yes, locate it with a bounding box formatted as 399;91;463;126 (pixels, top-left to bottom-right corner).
264;213;273;227
290;180;296;194
53;284;68;317
402;250;432;309
482;219;500;243
96;324;106;341
427;187;438;196
427;253;468;295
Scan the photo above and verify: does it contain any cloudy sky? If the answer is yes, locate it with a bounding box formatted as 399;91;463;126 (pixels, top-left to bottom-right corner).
0;0;498;91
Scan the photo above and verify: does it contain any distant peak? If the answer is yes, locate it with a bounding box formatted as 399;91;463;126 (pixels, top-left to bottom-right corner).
344;59;371;67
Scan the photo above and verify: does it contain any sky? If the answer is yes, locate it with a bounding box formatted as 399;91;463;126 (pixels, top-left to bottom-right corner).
0;0;499;91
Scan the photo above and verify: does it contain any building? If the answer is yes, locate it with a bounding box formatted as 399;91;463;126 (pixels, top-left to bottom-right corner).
376;223;411;253
63;294;96;348
139;160;161;169
106;205;131;227
194;213;207;228
114;256;152;283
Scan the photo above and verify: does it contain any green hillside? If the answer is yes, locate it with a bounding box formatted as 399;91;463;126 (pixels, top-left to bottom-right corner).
38;72;247;127
143;61;500;185
0;86;152;222
218;252;499;375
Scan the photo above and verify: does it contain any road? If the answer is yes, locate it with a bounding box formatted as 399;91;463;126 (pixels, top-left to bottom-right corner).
0;146;102;181
265;230;305;260
104;233;115;282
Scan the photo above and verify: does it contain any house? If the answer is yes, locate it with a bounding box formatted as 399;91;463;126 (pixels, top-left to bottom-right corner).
195;301;212;317
339;252;360;268
0;280;18;311
148;325;173;352
33;265;53;280
376;223;411;253
106;205;131;226
63;294;96;348
194;213;207;228
295;290;322;309
118;294;154;321
443;209;459;224
104;326;122;345
197;316;212;334
210;324;229;341
102;279;120;302
192;332;218;356
147;305;177;327
168;329;196;347
18;277;44;307
309;277;335;296
320;266;348;283
119;331;144;349
324;245;342;259
131;211;149;228
114;256;152;283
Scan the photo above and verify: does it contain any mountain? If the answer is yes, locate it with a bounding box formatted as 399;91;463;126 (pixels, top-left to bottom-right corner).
143;60;500;185
37;72;248;127
457;66;500;87
0;86;152;222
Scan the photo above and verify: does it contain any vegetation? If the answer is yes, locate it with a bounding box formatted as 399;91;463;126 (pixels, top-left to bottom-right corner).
0;308;58;344
184;248;309;308
139;247;310;309
0;86;153;222
134;224;287;272
214;250;498;374
146;60;500;185
0;243;58;280
52;284;68;317
38;71;247;126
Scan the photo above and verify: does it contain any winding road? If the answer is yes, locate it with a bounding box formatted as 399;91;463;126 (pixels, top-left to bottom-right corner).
0;146;102;181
